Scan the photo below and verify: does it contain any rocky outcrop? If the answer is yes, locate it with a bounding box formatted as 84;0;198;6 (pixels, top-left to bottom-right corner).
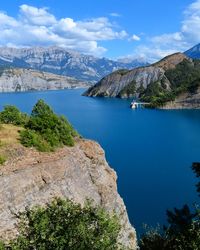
85;67;167;97
0;68;87;92
162;88;200;109
0;139;137;249
84;53;187;98
0;46;148;83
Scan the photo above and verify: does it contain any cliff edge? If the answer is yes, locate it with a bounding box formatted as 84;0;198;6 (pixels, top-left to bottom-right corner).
0;137;137;249
0;68;87;92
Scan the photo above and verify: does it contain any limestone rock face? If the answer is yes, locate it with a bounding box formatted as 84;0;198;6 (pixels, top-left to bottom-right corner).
84;53;187;98
85;66;168;97
0;139;137;249
0;68;87;92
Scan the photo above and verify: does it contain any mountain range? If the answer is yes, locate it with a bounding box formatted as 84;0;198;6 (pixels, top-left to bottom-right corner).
85;48;200;109
0;47;148;83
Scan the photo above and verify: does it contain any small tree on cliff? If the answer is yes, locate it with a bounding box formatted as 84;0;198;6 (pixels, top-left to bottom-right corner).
20;100;78;151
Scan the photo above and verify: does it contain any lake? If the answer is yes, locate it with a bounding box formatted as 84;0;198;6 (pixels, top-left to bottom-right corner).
0;88;199;235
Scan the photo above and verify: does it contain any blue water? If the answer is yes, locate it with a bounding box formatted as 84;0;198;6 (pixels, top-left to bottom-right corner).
0;89;199;235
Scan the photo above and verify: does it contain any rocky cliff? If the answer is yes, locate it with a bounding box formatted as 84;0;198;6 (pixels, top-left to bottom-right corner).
84;53;200;109
84;53;187;98
0;46;148;83
0;68;87;92
84;66;166;97
0;138;137;249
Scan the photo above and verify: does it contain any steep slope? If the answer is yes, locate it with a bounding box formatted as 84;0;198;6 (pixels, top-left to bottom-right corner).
84;53;187;99
0;67;87;92
185;43;200;59
0;136;137;249
162;88;200;109
0;47;148;83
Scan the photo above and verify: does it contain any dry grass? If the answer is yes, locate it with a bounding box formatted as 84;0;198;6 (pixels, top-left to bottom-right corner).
0;124;23;146
0;124;23;165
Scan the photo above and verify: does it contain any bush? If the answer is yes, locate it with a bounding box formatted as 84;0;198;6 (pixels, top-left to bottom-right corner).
7;198;121;250
20;100;78;151
0;105;28;126
20;130;52;152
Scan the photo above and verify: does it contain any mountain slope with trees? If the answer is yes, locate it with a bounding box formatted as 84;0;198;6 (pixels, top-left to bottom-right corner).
85;52;200;108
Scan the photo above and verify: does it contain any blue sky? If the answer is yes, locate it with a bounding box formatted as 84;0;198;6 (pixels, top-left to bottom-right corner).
0;0;199;61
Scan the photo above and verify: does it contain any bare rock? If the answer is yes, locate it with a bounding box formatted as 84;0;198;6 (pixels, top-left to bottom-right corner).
0;139;137;249
0;68;88;92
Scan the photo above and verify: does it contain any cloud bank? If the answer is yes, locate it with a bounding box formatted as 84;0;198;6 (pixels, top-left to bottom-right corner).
133;0;200;62
0;4;128;56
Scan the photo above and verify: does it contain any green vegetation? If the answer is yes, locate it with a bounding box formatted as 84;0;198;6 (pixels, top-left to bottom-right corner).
139;59;200;107
0;155;6;165
118;80;136;98
165;59;200;95
20;100;77;151
140;81;175;108
0;100;78;152
20;129;52;152
0;105;28;126
139;163;200;250
0;198;121;250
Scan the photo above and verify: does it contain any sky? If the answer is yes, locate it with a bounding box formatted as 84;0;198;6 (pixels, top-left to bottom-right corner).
0;0;200;61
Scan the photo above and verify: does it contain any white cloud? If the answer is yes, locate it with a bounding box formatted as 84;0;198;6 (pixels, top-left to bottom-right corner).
132;46;178;63
109;13;121;17
131;0;200;62
130;34;141;41
0;5;128;56
20;5;56;26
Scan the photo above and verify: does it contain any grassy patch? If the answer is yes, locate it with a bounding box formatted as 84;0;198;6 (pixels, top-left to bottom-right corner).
0;124;22;146
0;155;6;165
0;124;23;148
0;124;23;165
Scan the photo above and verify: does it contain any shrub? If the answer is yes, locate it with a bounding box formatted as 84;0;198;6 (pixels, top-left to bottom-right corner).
20;100;78;151
8;198;121;250
20;129;52;152
0;105;28;126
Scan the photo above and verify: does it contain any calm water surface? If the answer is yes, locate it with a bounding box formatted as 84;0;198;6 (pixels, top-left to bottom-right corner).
0;89;199;235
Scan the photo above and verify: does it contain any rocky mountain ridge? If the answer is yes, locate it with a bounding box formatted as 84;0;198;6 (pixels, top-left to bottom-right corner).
0;46;148;83
0;67;87;92
84;53;187;98
84;52;200;108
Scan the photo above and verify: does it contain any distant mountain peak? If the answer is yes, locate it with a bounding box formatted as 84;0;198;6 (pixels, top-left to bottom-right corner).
0;46;149;83
184;43;200;59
